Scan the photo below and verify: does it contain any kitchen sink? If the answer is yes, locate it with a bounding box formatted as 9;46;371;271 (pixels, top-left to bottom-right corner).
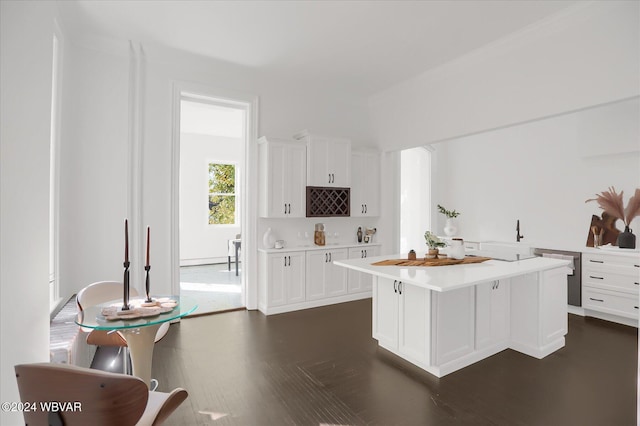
479;241;533;255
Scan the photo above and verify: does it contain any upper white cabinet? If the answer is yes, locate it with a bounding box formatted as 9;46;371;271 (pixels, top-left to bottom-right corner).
350;151;380;217
294;130;351;187
258;137;306;218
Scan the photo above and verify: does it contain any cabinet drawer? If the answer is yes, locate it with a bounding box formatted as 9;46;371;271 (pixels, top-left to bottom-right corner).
583;267;640;294
582;287;639;319
583;253;640;268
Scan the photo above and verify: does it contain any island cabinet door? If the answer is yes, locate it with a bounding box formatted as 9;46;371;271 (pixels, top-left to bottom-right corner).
373;277;399;349
510;269;568;358
398;282;430;365
431;287;475;366
475;280;510;351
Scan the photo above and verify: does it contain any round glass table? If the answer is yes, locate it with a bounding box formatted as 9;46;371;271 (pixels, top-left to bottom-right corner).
75;295;197;388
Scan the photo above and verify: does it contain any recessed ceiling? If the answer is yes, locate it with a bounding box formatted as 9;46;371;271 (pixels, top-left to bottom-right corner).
58;0;579;96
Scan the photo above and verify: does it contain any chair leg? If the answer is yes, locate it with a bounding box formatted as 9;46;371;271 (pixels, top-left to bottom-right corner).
228;256;231;271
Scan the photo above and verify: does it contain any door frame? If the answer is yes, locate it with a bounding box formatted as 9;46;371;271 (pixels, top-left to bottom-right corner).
171;81;259;309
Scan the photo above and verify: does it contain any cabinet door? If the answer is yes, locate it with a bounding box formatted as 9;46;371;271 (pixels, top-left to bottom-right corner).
266;254;287;307
348;246;378;292
285;252;306;304
351;152;379;217
262;142;287;218
475;280;509;351
374;277;399;349
286;144;307;218
305;250;327;300
326;249;348;297
306;136;331;186
329;139;351;187
432;287;475;366
398;282;430;365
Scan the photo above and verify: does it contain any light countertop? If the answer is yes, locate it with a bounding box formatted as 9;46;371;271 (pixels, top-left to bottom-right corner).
334;254;570;292
258;242;381;254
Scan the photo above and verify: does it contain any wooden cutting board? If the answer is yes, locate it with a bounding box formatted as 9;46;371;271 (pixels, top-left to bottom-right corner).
372;256;492;267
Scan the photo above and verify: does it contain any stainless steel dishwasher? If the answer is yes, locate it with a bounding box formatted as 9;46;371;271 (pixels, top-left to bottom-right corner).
533;248;582;306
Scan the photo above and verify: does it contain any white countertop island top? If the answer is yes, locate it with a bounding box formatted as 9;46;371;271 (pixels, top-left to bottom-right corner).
334;254;571;292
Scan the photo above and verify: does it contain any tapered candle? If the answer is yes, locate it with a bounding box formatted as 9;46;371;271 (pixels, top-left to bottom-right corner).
146;226;150;267
124;219;129;263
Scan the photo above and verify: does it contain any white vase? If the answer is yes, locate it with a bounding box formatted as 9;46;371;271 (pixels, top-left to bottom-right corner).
443;218;458;237
262;227;276;248
449;238;465;260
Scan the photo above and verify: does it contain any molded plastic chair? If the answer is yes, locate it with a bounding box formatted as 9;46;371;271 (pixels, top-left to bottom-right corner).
15;362;188;426
76;281;170;373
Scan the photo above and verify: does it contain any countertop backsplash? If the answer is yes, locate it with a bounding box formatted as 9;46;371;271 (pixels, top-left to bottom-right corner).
258;216;380;250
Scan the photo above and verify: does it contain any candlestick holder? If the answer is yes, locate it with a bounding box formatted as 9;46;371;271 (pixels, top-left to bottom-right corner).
144;265;152;303
122;261;131;311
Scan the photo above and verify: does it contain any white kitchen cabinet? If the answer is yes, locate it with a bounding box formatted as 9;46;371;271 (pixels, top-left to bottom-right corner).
350;151;380;217
431;287;475;365
294;130;351;187
373;278;430;366
258;137;306;218
259;251;305;308
475;279;510;351
582;251;640;323
347;246;379;293
306;248;348;300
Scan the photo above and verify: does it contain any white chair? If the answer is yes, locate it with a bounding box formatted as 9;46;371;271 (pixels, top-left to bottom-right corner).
15;362;187;426
76;281;170;374
227;233;241;276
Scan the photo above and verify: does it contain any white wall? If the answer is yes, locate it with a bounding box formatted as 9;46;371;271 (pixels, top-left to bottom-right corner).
179;133;242;264
56;38;373;300
431;98;640;251
369;1;640;151
0;2;56;423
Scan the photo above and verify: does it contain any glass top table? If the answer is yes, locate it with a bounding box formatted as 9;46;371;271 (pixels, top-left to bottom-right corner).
75;295;197;388
76;295;198;330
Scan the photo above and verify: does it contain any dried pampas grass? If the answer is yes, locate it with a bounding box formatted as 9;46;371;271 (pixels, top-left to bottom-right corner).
624;188;640;226
586;186;640;226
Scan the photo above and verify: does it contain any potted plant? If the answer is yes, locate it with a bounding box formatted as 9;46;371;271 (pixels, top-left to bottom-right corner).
437;204;461;237
424;231;446;259
586;187;640;249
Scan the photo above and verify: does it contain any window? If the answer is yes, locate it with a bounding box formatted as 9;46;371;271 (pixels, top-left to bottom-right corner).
208;163;236;224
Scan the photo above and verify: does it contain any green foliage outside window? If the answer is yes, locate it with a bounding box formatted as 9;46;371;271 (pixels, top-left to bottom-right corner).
208;163;236;225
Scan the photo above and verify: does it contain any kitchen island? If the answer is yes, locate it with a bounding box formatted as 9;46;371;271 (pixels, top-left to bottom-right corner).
334;254;572;377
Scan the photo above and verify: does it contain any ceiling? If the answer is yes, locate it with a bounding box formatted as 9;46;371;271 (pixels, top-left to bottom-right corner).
58;0;579;97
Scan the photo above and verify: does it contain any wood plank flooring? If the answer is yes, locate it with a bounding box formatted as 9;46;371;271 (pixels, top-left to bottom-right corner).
150;299;637;425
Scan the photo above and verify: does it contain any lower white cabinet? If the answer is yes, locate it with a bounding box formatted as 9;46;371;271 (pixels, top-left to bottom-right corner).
373;269;566;377
259;244;379;315
347;246;379;293
261;251;305;308
373;278;430;366
582;251;640;323
306;248;348;300
475;280;509;351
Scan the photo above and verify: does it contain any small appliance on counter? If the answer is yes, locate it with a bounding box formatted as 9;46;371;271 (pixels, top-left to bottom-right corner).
314;223;326;246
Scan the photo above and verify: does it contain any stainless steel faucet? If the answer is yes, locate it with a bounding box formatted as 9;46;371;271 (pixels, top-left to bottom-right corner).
516;220;524;242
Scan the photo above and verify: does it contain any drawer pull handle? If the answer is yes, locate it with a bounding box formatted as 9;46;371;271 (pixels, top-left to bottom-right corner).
590;260;604;263
589;276;604;280
635;264;639;268
635;282;639;286
589;297;604;302
635;306;639;310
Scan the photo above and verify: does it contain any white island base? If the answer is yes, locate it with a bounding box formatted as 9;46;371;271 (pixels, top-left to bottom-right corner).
334;256;571;378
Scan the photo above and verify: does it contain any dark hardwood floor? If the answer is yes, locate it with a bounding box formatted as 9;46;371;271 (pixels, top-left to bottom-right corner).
149;299;637;425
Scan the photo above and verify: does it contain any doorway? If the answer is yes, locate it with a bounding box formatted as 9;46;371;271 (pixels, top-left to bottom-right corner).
400;146;432;254
177;94;247;315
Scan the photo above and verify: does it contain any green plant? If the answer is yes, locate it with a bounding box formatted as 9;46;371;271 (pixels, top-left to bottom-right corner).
424;231;446;249
437;204;460;219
